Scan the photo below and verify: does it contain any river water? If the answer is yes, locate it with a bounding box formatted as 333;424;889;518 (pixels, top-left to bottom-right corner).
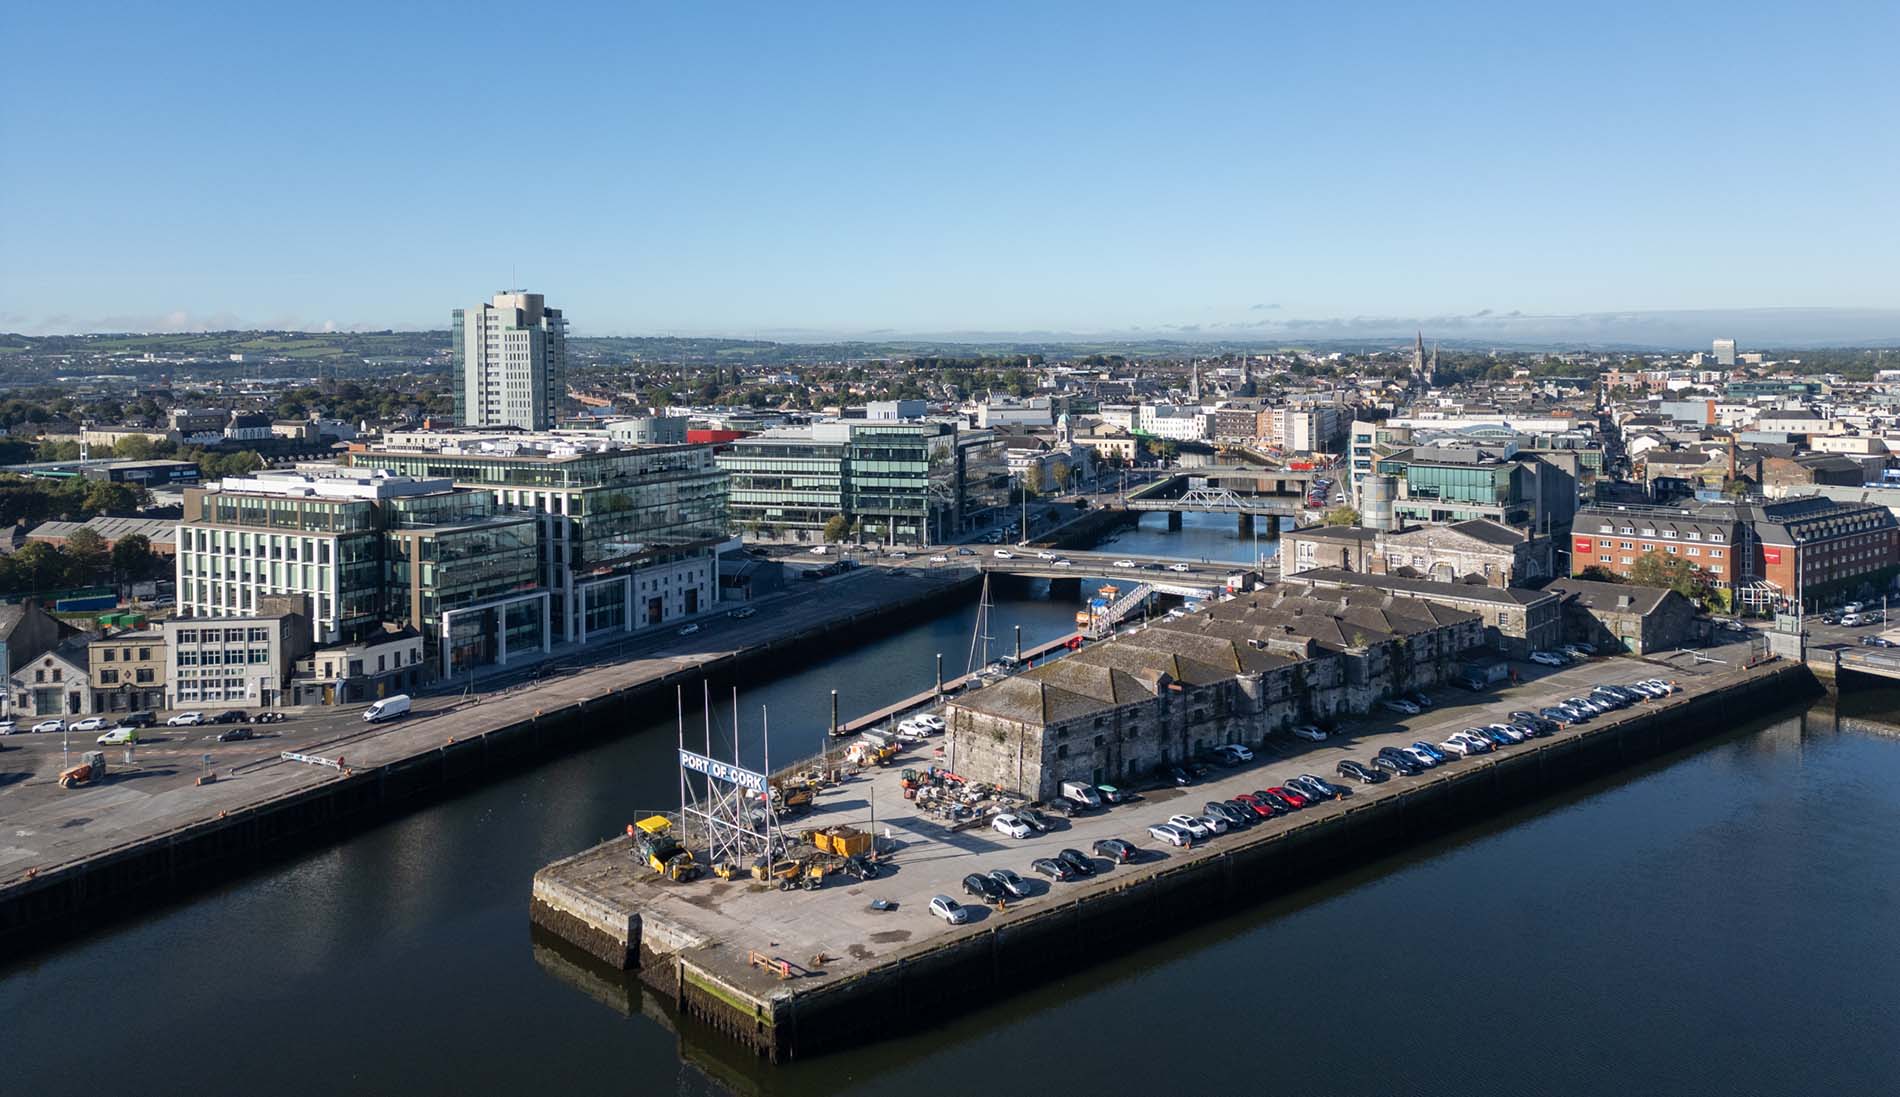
5;564;1899;1096
1093;510;1288;567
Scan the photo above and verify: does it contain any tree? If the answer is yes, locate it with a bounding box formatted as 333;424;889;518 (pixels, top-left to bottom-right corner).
111;533;158;583
1577;566;1620;582
1052;462;1073;492
1627;550;1713;604
1021;465;1045;496
111;434;156;461
822;514;850;543
81;480;143;516
65;528;109;580
1323;505;1360;527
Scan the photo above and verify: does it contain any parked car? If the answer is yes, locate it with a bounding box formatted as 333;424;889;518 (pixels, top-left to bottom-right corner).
0;720;15;735
1213;743;1255;763
1410;740;1448;764
963;873;1006;902
120;711;157;728
1291;724;1328;742
1381;698;1421;716
1399;745;1438;768
1487;723;1527;744
212;710;250;725
1336;759;1383;784
1057;848;1096;876
1233;793;1276;818
988;868;1032;899
1292;774;1344;800
215;726;256;743
1093;838;1138;863
1253;789;1296;812
1529;650;1568;667
1563;642;1596;657
1032;857;1078;881
1204;801;1248;828
71;716;111;733
1167;814;1212;840
1372;754;1417;777
1405;691;1434;709
728;606;758;619
1266;785;1309;809
1148;823;1191;847
1441;735;1481;757
31;719;66;734
992;813;1033;839
677;623;700;636
929;895;971;925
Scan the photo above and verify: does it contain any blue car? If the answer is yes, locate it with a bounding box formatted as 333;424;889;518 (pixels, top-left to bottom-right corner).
1410;740;1449;764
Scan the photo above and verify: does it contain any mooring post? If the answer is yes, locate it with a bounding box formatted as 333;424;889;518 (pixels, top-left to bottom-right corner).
829;689;838;737
935;653;943;697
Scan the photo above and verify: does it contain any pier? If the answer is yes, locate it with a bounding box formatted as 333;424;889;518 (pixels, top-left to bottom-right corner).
530;654;1816;1063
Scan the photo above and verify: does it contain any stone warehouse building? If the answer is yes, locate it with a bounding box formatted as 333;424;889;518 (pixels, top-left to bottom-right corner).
944;588;1485;799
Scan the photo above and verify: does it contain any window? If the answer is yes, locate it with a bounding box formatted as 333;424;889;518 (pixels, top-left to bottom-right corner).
99;669;118;684
103;649;117;662
177;630;197;643
139;648;151;660
137;668;154;683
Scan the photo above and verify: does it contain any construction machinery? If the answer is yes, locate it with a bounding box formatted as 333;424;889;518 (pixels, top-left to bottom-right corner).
630;815;700;882
58;751;106;789
771;778;815;816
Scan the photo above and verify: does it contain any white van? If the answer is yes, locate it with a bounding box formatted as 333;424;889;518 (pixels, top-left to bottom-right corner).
1060;780;1103;810
363;694;413;723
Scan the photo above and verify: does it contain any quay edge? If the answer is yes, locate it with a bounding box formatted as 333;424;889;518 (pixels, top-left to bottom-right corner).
0;572;978;962
529;660;1819;1064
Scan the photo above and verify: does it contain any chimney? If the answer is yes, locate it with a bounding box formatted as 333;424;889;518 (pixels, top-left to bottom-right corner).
1618;594;1632;609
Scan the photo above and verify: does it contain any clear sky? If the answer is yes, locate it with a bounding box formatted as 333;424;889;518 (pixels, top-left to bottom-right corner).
2;1;1896;340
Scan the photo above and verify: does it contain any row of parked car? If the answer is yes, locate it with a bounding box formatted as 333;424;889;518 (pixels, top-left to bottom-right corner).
0;709;288;742
1331;678;1682;780
1147;773;1351;847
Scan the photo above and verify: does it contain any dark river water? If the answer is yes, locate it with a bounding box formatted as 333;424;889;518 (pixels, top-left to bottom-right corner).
4;566;1898;1097
1096;510;1288;567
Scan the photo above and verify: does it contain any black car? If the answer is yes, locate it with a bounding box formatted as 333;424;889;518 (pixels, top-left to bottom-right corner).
1057;848;1096;876
1373;751;1421;776
213;710;250;725
1092;838;1137;863
1039;797;1075;818
215;726;255;742
963;873;1005;901
1032;856;1077;881
955;547;976;556
1336;759;1383;784
120;711;157;729
1291;774;1343;801
1253;789;1295;812
1018;807;1053;832
1203;801;1245;828
1167;765;1193;787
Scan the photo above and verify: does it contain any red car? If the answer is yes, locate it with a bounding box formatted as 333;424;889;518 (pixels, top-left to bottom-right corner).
1233;793;1276;818
1266;785;1309;809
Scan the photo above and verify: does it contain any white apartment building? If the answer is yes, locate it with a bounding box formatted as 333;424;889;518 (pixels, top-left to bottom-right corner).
1138;403;1212;442
453;290;568;430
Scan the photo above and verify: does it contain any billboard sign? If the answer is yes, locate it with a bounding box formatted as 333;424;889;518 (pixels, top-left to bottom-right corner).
678;749;766;794
1573;536;1594;555
1763;546;1783;566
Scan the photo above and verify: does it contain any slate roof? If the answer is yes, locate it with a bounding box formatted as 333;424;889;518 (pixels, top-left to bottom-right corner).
1542;578;1674;616
1290;568;1557;607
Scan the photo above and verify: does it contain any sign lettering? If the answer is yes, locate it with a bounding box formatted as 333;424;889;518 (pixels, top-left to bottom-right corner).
678;749;766;793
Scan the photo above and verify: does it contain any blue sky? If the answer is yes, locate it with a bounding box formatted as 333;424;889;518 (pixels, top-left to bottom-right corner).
2;1;1896;340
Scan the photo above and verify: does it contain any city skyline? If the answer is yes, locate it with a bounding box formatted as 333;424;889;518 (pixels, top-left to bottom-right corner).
3;2;1897;340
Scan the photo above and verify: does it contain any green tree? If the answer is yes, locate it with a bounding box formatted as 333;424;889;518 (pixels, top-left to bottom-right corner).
81;480;143;516
1577;566;1620;582
111;533;158;583
111;434;157;461
65;527;109;580
1627;550;1712;603
822;514;850;543
1323;504;1361;526
1021;465;1045;496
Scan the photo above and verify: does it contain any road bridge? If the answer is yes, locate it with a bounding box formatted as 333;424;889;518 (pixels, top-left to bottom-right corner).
1121;464;1327;532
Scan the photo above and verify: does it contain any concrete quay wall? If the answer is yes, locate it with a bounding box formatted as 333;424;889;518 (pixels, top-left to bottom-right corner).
595;661;1815;1062
0;575;976;960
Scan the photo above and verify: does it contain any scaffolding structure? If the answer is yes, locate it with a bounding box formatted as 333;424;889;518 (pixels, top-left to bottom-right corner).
676;683;779;874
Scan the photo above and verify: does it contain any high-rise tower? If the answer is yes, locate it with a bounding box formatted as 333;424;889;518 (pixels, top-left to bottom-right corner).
452;291;567;430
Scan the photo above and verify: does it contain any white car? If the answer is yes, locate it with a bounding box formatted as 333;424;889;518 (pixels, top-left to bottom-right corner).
1381;698;1422;716
1196;813;1229;835
928;895;970;925
993;549;1015;559
1290;725;1328;742
70;716;111;733
0;720;15;735
887;550;907;559
1440;737;1478;758
1148;823;1191;847
1113;559;1137;568
1166;814;1212;840
1453;731;1494;754
1217;743;1255;762
30;719;66;734
1054;560;1073;568
167;712;205;727
1036;551;1058;560
1399;745;1438;767
916;713;946;732
1529;650;1568;667
1167;563;1191;572
991;813;1032;839
929;554;948;563
678;623;700;636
